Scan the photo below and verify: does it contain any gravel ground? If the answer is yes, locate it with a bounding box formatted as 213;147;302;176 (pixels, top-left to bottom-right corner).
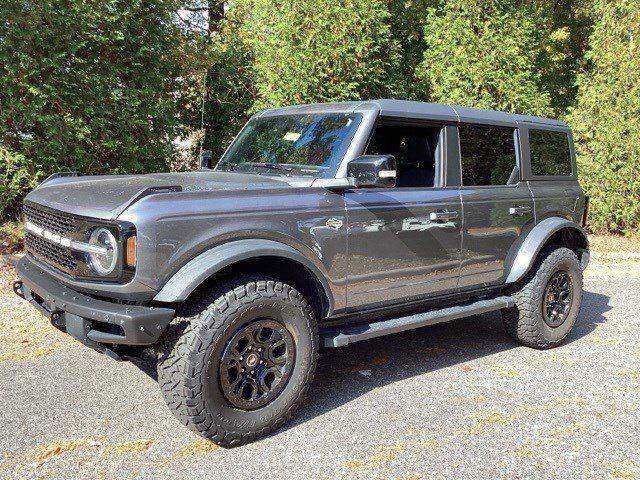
0;265;639;480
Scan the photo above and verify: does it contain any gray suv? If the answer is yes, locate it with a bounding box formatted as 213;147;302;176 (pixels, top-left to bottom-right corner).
13;100;589;447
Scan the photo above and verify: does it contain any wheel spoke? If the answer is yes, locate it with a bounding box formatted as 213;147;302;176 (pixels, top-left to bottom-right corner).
543;271;574;328
219;319;295;410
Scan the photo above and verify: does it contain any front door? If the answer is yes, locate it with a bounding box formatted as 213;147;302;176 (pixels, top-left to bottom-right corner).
345;123;462;311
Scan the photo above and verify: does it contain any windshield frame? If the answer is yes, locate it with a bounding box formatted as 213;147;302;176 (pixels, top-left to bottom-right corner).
214;107;377;179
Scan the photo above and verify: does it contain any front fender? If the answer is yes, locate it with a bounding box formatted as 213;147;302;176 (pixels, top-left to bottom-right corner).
153;239;334;312
505;217;589;284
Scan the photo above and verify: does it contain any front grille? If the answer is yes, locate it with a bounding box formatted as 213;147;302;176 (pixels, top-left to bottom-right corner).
23;203;77;236
24;231;78;272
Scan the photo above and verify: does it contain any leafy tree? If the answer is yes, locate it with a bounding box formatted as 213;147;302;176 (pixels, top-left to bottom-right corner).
0;0;184;218
569;0;640;234
201;1;257;160
386;0;438;98
0;148;40;221
416;0;552;116
527;1;593;115
245;0;402;110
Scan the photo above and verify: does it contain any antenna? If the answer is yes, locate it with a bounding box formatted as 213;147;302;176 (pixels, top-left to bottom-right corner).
199;70;207;157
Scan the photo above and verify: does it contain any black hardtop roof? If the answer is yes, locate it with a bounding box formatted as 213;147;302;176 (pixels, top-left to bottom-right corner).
259;99;568;129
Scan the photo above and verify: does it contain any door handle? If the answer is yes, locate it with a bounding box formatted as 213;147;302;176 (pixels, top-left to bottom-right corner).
430;210;459;222
509;205;532;216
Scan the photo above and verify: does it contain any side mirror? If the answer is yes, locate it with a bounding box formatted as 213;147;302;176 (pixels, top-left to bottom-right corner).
199;150;213;169
347;155;396;188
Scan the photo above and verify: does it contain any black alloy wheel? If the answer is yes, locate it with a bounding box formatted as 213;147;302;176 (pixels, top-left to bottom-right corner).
219;319;295;410
542;270;573;328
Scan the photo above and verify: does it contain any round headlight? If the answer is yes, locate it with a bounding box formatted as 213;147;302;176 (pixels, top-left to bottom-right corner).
88;227;118;275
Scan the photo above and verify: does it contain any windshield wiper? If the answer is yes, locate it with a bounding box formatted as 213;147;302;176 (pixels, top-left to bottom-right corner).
245;162;294;175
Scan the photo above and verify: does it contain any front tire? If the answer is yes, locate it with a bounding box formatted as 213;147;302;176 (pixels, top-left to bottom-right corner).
502;246;583;349
157;275;318;447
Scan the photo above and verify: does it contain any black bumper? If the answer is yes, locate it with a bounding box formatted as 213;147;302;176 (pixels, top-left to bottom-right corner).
14;256;174;351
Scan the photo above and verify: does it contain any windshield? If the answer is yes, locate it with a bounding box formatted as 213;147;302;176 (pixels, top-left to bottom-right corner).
216;112;363;178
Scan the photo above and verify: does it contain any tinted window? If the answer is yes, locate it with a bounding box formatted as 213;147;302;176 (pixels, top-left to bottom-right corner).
459;125;517;186
217;113;362;178
366;124;441;188
529;129;572;176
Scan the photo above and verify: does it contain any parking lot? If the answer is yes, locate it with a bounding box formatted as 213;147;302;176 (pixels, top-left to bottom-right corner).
1;259;639;480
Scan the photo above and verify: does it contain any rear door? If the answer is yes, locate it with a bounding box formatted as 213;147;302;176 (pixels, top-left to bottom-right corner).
457;124;535;288
345;123;462;311
522;125;584;225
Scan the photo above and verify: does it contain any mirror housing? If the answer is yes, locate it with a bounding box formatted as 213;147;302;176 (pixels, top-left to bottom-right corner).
199;150;213;169
347;155;396;188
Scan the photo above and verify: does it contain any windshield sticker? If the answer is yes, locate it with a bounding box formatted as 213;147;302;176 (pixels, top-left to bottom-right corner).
283;132;301;142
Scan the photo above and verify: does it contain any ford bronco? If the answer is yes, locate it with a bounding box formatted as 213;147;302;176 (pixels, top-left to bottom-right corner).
13;100;589;447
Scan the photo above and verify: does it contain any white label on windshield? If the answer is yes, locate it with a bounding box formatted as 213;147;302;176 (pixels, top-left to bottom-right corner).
283;132;301;142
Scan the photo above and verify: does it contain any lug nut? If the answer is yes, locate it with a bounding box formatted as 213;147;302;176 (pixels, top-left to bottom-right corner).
241;368;245;373
250;370;255;375
257;348;262;353
239;356;244;361
259;360;264;365
248;346;253;351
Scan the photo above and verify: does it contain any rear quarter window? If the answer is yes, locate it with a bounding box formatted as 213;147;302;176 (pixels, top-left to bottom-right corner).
529;129;572;176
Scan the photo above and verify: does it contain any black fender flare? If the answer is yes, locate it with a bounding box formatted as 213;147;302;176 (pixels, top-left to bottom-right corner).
504;217;589;284
153;239;334;314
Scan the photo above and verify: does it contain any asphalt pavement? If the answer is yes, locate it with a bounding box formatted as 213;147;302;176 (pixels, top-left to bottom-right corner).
0;269;639;480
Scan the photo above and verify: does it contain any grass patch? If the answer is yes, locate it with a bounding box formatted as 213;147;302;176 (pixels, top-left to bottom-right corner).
106;439;154;455
590;234;640;254
468;410;515;434
175;438;220;455
343;445;404;470
0;300;74;362
33;438;100;461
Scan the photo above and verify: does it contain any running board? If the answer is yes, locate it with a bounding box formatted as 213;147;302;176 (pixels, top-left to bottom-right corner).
320;296;515;348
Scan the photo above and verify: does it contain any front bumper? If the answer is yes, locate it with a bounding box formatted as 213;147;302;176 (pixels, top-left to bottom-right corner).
14;256;174;353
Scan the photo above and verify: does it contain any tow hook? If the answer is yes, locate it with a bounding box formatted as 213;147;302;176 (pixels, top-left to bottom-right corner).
13;280;24;299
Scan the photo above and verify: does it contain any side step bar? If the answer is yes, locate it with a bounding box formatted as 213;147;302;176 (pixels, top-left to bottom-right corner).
320;296;515;348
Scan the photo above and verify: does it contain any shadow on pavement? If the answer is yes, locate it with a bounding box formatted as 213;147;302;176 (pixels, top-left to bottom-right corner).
127;290;611;434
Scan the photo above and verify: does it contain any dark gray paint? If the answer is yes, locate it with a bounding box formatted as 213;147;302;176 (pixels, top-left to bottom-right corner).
154;239;335;312
19;99;588;325
505;217;589;283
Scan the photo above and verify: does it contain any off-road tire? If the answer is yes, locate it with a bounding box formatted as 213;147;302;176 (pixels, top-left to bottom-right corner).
502;246;583;349
157;275;318;447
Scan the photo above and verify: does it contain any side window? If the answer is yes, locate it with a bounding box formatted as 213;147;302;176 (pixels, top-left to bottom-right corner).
459;125;517;186
365;124;442;188
529;129;572;176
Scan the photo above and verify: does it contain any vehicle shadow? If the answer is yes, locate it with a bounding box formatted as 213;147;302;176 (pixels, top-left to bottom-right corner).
127;290;611;435
284;289;611;432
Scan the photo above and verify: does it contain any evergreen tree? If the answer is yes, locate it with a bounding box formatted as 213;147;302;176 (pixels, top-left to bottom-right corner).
0;0;184;177
245;0;402;110
416;0;552;116
569;0;640;233
202;1;256;160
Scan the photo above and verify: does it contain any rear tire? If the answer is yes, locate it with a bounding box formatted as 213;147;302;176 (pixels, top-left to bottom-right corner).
157;275;318;447
502;246;583;349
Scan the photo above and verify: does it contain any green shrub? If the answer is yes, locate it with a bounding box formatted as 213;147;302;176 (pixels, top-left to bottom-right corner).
569;0;640;234
0;148;41;221
245;0;402;110
416;0;552;116
0;0;184;218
